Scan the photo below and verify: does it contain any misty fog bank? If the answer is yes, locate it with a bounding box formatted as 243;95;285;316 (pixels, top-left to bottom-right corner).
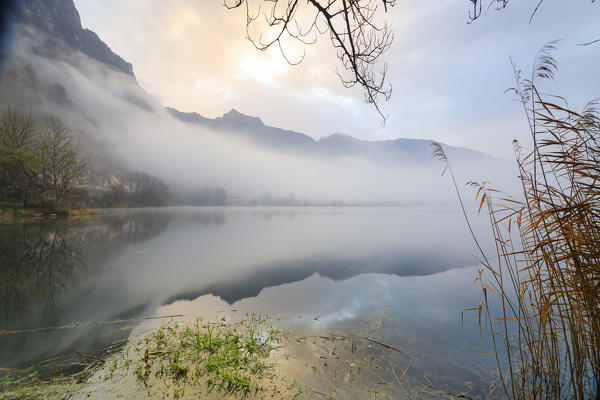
0;26;519;205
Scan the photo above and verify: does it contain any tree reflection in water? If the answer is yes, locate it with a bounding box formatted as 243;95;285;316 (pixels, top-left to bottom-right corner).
0;222;84;323
0;211;176;325
0;212;175;369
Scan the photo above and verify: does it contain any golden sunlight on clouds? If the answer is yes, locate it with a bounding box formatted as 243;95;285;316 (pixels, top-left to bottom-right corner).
73;0;377;140
73;0;600;154
194;79;235;102
73;0;366;137
237;50;290;85
164;6;204;41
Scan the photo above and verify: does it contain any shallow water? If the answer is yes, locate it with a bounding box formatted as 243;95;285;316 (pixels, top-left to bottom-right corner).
0;207;501;397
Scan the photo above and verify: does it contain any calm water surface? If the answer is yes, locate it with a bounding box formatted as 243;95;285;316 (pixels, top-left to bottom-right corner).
0;207;501;395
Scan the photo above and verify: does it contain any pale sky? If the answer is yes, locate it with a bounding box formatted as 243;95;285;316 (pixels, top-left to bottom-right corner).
73;0;599;156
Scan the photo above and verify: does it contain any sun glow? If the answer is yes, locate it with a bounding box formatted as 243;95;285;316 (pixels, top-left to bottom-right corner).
237;50;290;85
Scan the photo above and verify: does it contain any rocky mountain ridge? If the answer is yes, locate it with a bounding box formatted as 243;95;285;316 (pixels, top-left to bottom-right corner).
3;0;134;76
167;107;493;164
2;0;497;167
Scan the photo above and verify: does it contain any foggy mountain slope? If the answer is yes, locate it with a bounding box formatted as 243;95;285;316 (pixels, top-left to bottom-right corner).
0;24;149;181
0;0;157;183
317;133;493;165
167;107;318;153
0;0;516;203
167;107;495;165
4;0;134;77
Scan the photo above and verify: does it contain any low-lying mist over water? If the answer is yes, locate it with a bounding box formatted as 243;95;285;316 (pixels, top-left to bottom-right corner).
1;26;516;206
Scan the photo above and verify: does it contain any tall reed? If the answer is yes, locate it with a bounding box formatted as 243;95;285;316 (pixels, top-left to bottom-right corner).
434;42;600;400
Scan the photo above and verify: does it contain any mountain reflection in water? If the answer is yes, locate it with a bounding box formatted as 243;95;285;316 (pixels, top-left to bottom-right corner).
0;207;494;375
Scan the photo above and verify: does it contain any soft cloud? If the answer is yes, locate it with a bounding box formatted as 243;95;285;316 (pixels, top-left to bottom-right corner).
6;29;516;204
66;1;600;155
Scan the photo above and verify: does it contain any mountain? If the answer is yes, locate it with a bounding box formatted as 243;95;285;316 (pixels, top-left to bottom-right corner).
0;0;505;195
167;107;493;164
167;107;317;152
2;0;133;76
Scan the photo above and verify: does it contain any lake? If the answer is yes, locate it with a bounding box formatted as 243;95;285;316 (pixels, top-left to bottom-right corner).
0;207;503;398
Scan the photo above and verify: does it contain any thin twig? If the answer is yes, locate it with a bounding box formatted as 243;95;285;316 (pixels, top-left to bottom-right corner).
362;337;405;353
414;378;475;400
69;348;101;361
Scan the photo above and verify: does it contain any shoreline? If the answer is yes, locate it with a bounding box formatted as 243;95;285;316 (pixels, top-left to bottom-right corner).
0;314;478;400
0;207;100;221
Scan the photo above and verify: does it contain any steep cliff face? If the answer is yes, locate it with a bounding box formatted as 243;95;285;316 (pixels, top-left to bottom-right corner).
10;0;134;76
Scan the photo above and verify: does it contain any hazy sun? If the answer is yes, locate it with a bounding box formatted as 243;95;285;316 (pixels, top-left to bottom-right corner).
237;50;290;85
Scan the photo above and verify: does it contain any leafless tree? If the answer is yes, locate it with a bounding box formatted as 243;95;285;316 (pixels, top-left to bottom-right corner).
224;0;396;122
37;117;87;203
466;0;508;23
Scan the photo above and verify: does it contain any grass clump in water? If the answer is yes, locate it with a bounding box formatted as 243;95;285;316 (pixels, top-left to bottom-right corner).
127;314;288;398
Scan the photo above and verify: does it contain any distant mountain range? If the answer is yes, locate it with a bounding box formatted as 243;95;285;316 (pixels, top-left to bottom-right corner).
1;0;498;168
167;107;492;164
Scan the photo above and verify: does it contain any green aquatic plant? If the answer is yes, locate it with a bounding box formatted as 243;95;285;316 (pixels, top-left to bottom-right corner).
1;311;501;399
126;314;288;397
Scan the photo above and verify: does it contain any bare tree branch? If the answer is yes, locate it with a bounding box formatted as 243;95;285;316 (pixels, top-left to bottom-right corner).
468;0;596;24
224;0;596;123
223;0;396;122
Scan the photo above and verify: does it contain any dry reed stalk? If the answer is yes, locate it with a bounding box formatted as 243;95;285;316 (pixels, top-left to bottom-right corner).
434;42;600;400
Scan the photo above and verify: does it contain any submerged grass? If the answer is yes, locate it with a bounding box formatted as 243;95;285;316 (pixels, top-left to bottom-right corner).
1;314;289;400
71;314;294;399
129;314;287;398
1;312;501;399
0;341;122;400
